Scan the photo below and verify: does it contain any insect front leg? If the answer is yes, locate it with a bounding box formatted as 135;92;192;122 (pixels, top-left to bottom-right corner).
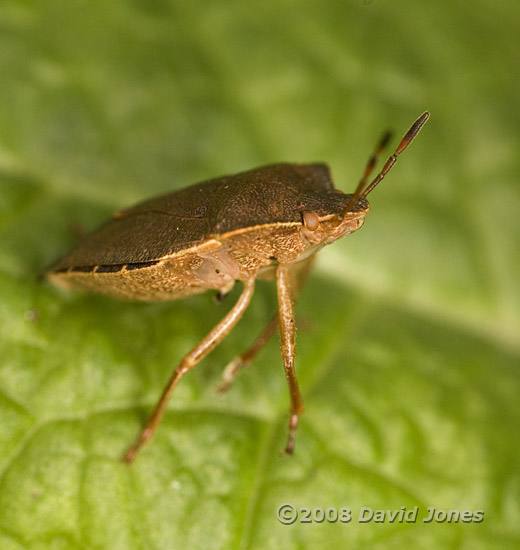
123;278;255;464
276;263;305;455
217;256;315;393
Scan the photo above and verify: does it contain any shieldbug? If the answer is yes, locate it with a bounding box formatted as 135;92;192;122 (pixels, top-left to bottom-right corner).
46;112;429;463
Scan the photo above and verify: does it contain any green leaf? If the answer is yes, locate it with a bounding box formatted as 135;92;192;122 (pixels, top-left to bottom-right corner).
0;1;519;549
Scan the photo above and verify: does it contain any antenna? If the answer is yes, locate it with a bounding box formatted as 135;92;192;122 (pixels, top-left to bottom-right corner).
341;111;430;217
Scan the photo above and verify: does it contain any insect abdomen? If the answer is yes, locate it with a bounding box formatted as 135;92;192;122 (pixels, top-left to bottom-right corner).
47;259;211;301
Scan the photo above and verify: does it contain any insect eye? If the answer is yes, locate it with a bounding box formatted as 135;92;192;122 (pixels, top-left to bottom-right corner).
303;211;320;231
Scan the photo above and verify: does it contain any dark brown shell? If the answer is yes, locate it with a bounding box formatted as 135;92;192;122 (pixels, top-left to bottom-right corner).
48;162;366;271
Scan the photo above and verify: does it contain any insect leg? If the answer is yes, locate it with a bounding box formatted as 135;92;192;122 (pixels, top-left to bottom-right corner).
217;256;315;393
277;263;305;455
123;278;255;463
217;313;279;393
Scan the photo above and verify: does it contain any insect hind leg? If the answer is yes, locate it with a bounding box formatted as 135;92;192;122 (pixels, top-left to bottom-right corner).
123;278;255;463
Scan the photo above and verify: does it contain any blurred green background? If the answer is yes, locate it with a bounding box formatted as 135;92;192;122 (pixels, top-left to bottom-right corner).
0;1;519;549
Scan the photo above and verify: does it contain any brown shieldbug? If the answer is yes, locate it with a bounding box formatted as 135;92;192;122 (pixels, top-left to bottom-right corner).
46;112;429;463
